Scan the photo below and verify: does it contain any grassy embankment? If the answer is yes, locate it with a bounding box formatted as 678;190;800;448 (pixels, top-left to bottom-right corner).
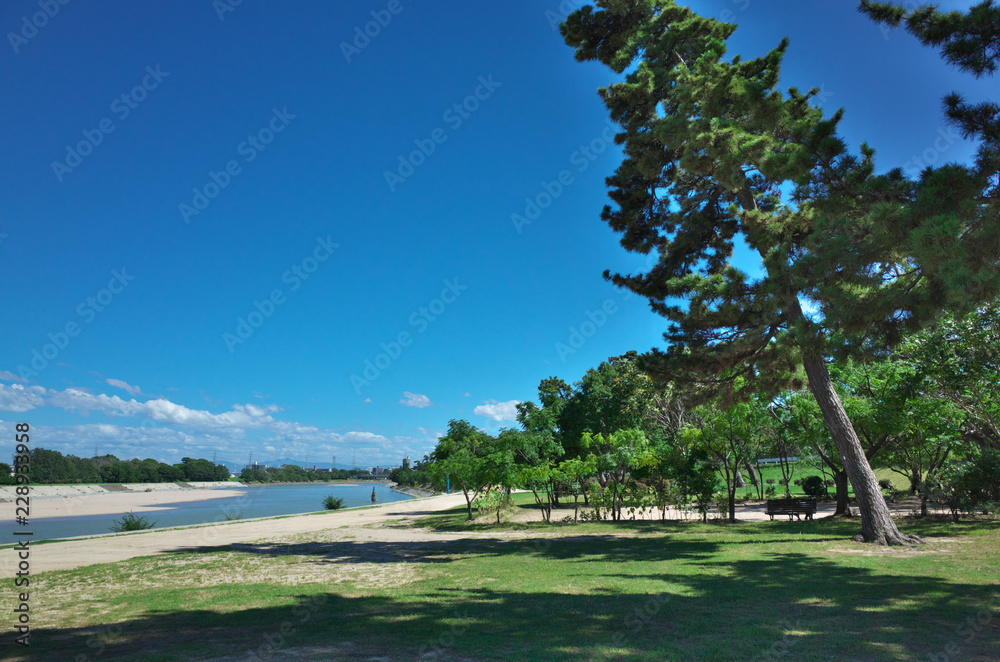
735;463;911;498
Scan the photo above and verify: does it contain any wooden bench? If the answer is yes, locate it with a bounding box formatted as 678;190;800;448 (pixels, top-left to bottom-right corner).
766;498;817;521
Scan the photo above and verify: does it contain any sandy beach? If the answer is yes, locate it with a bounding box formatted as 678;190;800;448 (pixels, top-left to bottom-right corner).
14;493;472;574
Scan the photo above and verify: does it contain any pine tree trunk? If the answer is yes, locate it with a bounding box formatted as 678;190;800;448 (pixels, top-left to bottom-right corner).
745;461;760;487
801;356;920;545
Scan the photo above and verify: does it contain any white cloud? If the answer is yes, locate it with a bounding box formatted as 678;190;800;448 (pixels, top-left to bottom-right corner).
0;370;27;383
399;392;432;409
474;399;521;422
0;381;445;468
106;378;142;396
38;387;283;435
0;384;47;412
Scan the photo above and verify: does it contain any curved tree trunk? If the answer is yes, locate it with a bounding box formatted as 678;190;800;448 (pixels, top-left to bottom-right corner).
802;356;919;545
462;487;474;521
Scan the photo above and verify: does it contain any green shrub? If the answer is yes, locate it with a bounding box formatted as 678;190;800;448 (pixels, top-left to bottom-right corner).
109;512;157;532
801;475;828;498
323;495;345;510
222;509;244;521
765;478;775;485
935;450;1000;521
473;487;512;524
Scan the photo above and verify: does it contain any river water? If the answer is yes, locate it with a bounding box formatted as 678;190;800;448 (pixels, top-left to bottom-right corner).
18;482;413;542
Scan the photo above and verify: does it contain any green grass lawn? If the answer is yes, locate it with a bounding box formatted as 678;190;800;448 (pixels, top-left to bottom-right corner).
9;505;999;661
739;463;911;498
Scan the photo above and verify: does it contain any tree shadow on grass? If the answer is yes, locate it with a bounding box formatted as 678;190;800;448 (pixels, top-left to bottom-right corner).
21;525;1000;661
155;534;725;567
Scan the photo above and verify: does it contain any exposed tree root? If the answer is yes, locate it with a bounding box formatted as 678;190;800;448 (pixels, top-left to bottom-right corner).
851;531;925;546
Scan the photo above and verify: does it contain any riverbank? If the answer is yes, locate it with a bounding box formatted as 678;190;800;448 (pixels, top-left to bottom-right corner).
23;492;471;573
0;481;243;501
388;483;438;498
1;483;248;519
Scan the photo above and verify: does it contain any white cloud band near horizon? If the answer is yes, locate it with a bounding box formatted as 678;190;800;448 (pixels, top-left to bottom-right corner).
0;382;439;467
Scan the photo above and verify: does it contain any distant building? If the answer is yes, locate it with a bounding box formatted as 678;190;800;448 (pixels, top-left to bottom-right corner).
243;462;269;471
402;456;411;469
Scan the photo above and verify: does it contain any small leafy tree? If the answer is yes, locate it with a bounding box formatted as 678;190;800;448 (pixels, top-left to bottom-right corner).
472;486;511;525
429;420;493;520
935;449;1000;520
556;455;597;522
685;399;764;523
582;428;653;521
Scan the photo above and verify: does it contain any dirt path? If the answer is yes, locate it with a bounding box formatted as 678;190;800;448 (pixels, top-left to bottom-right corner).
25;493;471;574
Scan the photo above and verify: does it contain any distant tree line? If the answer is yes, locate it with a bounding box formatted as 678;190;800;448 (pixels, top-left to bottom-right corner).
238;465;385;483
0;448;230;485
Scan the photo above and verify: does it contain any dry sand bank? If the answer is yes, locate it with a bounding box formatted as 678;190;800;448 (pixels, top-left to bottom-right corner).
9;488;246;519
15;493;472;573
1;482;246;519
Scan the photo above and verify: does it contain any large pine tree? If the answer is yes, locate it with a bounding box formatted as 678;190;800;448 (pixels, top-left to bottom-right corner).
561;1;999;544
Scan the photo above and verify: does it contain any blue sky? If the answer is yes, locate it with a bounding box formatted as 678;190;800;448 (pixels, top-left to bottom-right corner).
0;0;991;469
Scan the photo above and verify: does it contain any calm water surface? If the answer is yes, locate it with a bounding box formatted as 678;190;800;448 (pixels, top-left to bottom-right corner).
16;482;413;541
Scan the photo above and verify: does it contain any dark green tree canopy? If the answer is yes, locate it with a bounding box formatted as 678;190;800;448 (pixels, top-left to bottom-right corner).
563;0;999;402
560;0;997;544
